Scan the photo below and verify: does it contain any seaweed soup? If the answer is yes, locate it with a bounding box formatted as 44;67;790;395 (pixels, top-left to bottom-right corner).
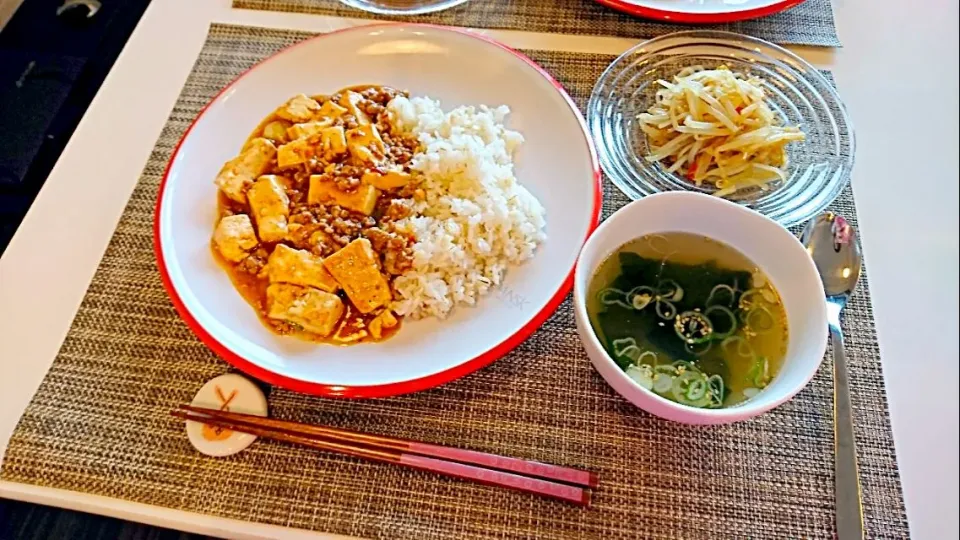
587;232;788;408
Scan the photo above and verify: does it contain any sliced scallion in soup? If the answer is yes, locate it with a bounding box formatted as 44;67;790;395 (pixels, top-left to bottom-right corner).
587;232;788;408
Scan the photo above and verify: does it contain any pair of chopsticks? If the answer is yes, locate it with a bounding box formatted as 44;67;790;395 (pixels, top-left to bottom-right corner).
173;405;597;506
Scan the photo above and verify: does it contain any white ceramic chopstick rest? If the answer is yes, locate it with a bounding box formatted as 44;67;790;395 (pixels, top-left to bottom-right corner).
185;373;268;457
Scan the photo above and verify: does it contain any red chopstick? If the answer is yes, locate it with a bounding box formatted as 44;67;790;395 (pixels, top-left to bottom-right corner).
178;405;596;488
174;406;595;506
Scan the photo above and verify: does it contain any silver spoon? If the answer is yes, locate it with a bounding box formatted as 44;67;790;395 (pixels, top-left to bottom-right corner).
801;212;864;540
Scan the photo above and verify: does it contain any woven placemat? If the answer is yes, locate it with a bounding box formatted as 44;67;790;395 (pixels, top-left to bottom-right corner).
1;24;905;539
232;0;841;47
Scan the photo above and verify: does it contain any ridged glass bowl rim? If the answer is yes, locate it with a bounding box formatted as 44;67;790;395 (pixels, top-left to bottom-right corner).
338;0;471;15
587;30;856;228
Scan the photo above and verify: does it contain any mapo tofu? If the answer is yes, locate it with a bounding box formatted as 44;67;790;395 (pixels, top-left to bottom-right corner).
215;138;276;203
264;244;339;293
266;283;344;337
214;214;258;263
211;85;418;344
247;175;290;243
323;238;392;314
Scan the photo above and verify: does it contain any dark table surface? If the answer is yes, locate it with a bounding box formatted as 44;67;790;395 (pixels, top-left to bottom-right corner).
0;0;151;254
0;499;211;540
0;1;203;537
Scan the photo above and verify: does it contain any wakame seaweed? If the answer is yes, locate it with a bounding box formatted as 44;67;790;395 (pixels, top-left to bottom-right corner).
598;252;751;362
587;233;790;409
617;252;751;310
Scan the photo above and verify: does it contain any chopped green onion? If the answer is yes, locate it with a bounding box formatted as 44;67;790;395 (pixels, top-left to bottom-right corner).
674;311;714;344
738;289;763;311
746;356;771;387
644;234;671;255
626;365;654;390
612;337;637;356
637;350;659;366
685;378;707;401
707;375;725;408
655;299;677;320
671;371;698;401
598;288;632;309
704;305;738;339
618;345;641;362
684;339;713;356
745;305;775;333
692;395;713;408
671;371;712;407
706;283;737;307
627;285;655;296
652;373;673;393
671;359;697;371
721;335;755;360
627;286;655;310
657;280;684;302
631;292;653;310
654;364;679;375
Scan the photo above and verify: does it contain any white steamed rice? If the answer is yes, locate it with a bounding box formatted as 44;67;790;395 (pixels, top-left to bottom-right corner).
386;96;547;319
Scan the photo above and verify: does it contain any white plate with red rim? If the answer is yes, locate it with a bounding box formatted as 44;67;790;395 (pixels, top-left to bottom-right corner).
155;24;601;398
593;0;807;23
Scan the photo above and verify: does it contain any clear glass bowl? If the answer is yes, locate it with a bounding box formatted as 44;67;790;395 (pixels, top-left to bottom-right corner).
338;0;470;15
587;31;855;227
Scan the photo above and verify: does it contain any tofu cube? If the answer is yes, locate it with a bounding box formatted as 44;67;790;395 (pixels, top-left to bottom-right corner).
322;238;392;314
368;309;399;340
214;138;276;203
362;169;412;190
339;91;370;125
319;126;347;157
213;214;258;262
346;124;385;164
248;175;290;243
286;119;334;141
260;120;291;144
277;138;316;169
275;94;321;123
308;175;379;215
265;244;340;293
317;100;348;120
266;283;344;336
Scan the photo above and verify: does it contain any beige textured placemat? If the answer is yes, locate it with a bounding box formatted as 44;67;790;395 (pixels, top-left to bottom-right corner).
233;0;841;47
1;24;905;539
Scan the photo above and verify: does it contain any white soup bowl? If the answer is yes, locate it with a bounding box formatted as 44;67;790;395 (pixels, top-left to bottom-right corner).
573;192;827;424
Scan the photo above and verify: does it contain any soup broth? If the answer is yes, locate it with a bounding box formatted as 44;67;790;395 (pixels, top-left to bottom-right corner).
587;232;788;408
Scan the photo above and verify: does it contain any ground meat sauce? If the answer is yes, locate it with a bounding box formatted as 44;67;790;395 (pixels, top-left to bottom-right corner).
212;85;420;344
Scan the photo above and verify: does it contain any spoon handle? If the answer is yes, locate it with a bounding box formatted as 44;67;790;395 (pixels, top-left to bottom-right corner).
831;325;865;539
